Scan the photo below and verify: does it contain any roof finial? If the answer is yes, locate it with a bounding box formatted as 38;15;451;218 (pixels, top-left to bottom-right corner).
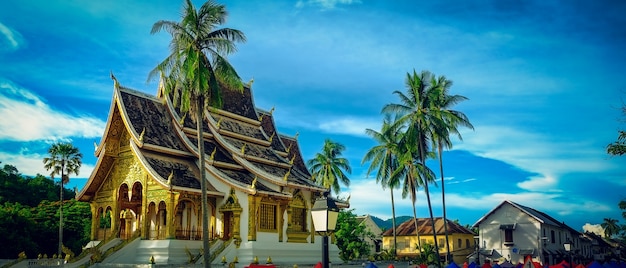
294;132;299;140
210;147;217;161
245;77;254;88
269;106;275;115
139;127;146;141
167;170;173;185
250;175;257;189
216;117;223;128
110;71;119;89
283;169;291;181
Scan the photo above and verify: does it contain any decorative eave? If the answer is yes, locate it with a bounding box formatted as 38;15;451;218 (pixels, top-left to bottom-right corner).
94;81;123;157
77;145;111;201
115;87;162;149
206;165;257;195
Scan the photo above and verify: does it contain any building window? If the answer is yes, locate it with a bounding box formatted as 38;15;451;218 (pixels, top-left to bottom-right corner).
291;207;306;232
439;238;445;248
504;229;513;244
458;239;462;248
466;239;470;248
259;203;276;231
551;230;555;244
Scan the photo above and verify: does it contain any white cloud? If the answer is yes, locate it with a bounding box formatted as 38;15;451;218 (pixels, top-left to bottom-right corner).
317;117;379;136
0;149;95;178
0;79;106;141
582;223;604;236
295;0;362;10
0;22;23;51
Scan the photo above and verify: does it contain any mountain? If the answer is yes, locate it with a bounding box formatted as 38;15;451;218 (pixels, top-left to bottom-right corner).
369;215;412;230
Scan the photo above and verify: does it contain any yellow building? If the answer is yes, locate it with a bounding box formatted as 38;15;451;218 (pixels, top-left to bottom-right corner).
382;217;476;264
76;77;348;265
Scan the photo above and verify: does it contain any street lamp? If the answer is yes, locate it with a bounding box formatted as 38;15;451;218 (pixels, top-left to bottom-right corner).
311;191;339;268
474;235;480;265
563;239;572;266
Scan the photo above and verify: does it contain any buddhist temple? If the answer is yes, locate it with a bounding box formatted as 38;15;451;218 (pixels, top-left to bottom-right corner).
76;77;347;265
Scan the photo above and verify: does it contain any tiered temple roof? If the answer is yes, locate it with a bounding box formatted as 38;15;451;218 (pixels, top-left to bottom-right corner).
78;80;326;202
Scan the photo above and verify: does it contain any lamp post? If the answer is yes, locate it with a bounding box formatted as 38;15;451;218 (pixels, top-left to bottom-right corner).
563;239;572;267
311;191;339;268
474;235;480;265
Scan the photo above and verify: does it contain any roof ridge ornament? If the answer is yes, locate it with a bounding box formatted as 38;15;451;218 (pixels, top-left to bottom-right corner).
139;127;146;142
269;132;275;142
283;168;291;181
216;117;223;128
250;175;257;189
110;71;119;90
240;143;246;154
210;147;217;161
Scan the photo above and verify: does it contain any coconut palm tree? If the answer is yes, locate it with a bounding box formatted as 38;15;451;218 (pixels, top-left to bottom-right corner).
383;69;441;264
148;0;245;266
362;113;404;256
307;139;351;194
601;218;620;238
43;142;82;260
429;75;473;262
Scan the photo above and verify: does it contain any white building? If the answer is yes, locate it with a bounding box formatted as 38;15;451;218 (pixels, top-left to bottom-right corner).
473;200;592;265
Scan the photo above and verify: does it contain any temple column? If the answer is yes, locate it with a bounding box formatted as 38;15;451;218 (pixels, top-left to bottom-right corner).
141;180;149;239
111;188;119;237
90;203;98;240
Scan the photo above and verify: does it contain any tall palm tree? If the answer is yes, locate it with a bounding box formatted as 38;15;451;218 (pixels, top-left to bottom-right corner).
601;218;620;238
148;0;245;266
383;70;441;265
43;142;82;260
307;139;352;194
429;75;473;263
392;139;436;253
362;114;403;256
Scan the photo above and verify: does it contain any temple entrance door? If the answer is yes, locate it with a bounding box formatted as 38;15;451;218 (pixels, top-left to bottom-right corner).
223;211;233;240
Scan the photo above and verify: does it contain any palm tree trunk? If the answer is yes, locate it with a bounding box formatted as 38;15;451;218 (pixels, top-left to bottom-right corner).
390;188;397;257
418;131;439;267
439;145;451;263
59;165;64;261
411;198;421;253
197;98;211;268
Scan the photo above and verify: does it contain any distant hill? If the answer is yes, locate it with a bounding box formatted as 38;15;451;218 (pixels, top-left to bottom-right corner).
370;215;412;230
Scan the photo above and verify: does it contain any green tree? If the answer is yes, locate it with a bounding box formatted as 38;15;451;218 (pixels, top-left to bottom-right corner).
334;210;373;261
43;142;83;258
148;1;246;266
308;139;352;194
362;114;403;256
383;70;440;262
0;202;39;258
607;104;625;156
601;218;620;238
428;74;473;262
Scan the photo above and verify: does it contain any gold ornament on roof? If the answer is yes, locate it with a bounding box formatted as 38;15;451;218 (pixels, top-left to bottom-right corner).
250;176;257;189
167;170;173;186
216;117;223;128
269;132;275;142
290;155;296;165
139;127;145;141
210;147;217;161
240;143;246;154
283;169;291;181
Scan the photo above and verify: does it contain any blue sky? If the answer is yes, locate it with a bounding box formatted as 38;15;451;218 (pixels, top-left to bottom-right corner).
1;0;625;230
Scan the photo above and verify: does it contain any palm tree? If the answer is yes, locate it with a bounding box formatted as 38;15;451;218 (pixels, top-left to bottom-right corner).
307;139;352;194
383;69;441;265
362;113;403;256
428;75;473;262
392;138;436;253
601;218;620;238
148;0;245;266
43;142;82;260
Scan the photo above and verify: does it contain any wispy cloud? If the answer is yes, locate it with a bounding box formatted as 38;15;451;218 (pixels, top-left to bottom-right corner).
0;79;106;141
0;22;23;52
295;0;362;10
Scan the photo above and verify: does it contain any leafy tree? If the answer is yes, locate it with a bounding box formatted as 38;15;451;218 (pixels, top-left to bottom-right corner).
0;202;39;258
383;70;440;259
148;0;246;266
601;218;620;238
362;114;403;256
43;142;83;258
428;74;473;263
607;104;626;156
308;139;352;194
334;210;373;261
